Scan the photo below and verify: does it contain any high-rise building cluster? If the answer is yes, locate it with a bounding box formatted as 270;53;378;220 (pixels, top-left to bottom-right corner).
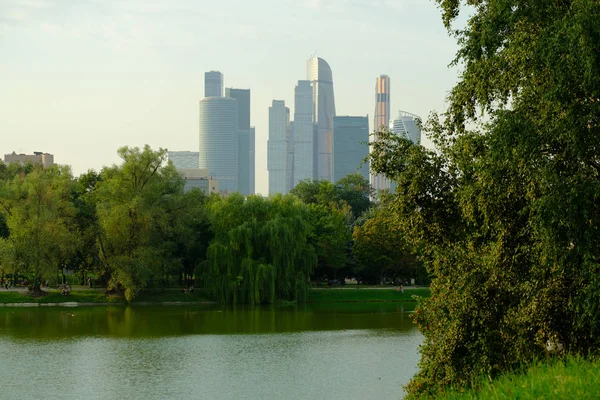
170;71;256;196
267;59;421;196
169;62;422;198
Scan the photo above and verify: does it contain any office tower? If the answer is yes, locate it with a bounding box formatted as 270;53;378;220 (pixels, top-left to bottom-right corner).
292;80;315;186
372;75;391;191
307;57;336;182
332;116;370;183
390;111;422;145
3;151;54;168
286;123;294;193
167;151;200;169
226;88;254;196
249;127;255;194
268;100;290;195
225;88;250;128
199;97;239;193
204;71;223;97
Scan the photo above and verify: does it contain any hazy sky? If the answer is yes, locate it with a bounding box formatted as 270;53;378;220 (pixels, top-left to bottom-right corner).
1;0;463;195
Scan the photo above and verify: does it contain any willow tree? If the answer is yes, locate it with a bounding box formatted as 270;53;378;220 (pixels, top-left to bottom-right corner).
95;145;184;301
369;1;600;397
0;165;79;294
204;193;317;304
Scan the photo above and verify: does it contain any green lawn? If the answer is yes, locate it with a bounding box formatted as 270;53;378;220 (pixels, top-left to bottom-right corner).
432;357;600;400
307;287;430;303
0;290;122;304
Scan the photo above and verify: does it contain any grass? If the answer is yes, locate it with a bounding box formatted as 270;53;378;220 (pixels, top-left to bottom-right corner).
0;289;122;304
434;357;600;400
307;287;430;303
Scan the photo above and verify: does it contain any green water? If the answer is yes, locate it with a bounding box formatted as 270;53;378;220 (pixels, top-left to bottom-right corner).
0;303;422;400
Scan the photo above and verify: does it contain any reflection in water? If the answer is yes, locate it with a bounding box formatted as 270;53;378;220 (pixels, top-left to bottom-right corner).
0;302;416;339
0;304;422;400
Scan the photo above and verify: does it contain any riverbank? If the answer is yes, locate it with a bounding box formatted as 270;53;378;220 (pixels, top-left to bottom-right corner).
307;286;429;303
0;286;430;306
432;356;600;400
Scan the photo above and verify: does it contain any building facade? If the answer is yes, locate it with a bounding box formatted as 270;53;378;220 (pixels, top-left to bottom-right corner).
4;151;54;168
372;75;391;191
179;168;219;195
292;80;315;187
307;57;336;182
167;151;200;169
225;88;254;196
390;111;422;145
268;100;290;195
199;97;239;193
333;116;370;183
204;71;223;97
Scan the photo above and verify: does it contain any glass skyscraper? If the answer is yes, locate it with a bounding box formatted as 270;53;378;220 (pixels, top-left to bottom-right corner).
199;97;239;193
390;111;422;145
268;100;290;195
226;87;254;196
167;151;200;169
372;75;391;191
204;71;223;97
307;57;336;182
292;80;315;187
333;116;370;183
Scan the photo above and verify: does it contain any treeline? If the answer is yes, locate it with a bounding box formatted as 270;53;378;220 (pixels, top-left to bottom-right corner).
0;145;422;302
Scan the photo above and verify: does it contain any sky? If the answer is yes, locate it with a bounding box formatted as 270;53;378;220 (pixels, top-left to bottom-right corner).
0;0;464;195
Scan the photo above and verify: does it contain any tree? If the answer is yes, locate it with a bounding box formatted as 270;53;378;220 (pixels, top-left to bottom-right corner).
368;1;600;397
95;145;184;301
204;193;317;304
0;165;79;294
352;206;417;285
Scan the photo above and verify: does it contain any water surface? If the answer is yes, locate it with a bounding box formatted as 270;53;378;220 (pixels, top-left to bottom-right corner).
0;303;422;400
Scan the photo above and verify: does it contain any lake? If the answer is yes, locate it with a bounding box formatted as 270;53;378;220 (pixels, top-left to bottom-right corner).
0;303;422;400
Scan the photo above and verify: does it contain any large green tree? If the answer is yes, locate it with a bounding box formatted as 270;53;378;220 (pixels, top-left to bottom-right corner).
95;145;185;301
204;193;317;304
369;1;600;397
0;165;79;293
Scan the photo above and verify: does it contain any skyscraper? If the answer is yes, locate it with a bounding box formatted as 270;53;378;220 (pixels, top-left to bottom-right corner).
390;111;422;145
268;100;290;195
249;127;255;195
226;88;254;196
292;80;315;186
167;151;200;169
199;97;239;193
204;71;223;97
372;75;391;191
332;116;370;183
388;111;422;193
307;57;336;182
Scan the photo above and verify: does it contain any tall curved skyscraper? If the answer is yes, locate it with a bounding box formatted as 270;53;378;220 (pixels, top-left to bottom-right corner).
199;97;239;193
307;57;336;182
372;75;391;191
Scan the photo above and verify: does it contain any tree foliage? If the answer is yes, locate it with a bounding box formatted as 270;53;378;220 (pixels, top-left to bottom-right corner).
204;193;317;304
0;165;79;292
368;1;600;397
352;204;417;284
95;145;185;301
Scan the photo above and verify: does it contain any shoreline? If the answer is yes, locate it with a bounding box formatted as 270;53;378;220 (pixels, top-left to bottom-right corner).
0;286;430;307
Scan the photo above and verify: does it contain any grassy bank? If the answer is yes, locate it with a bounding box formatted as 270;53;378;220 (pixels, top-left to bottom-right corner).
0;288;211;304
433;357;600;400
307;287;430;303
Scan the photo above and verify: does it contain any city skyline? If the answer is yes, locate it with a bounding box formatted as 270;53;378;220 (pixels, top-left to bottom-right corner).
0;0;463;195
